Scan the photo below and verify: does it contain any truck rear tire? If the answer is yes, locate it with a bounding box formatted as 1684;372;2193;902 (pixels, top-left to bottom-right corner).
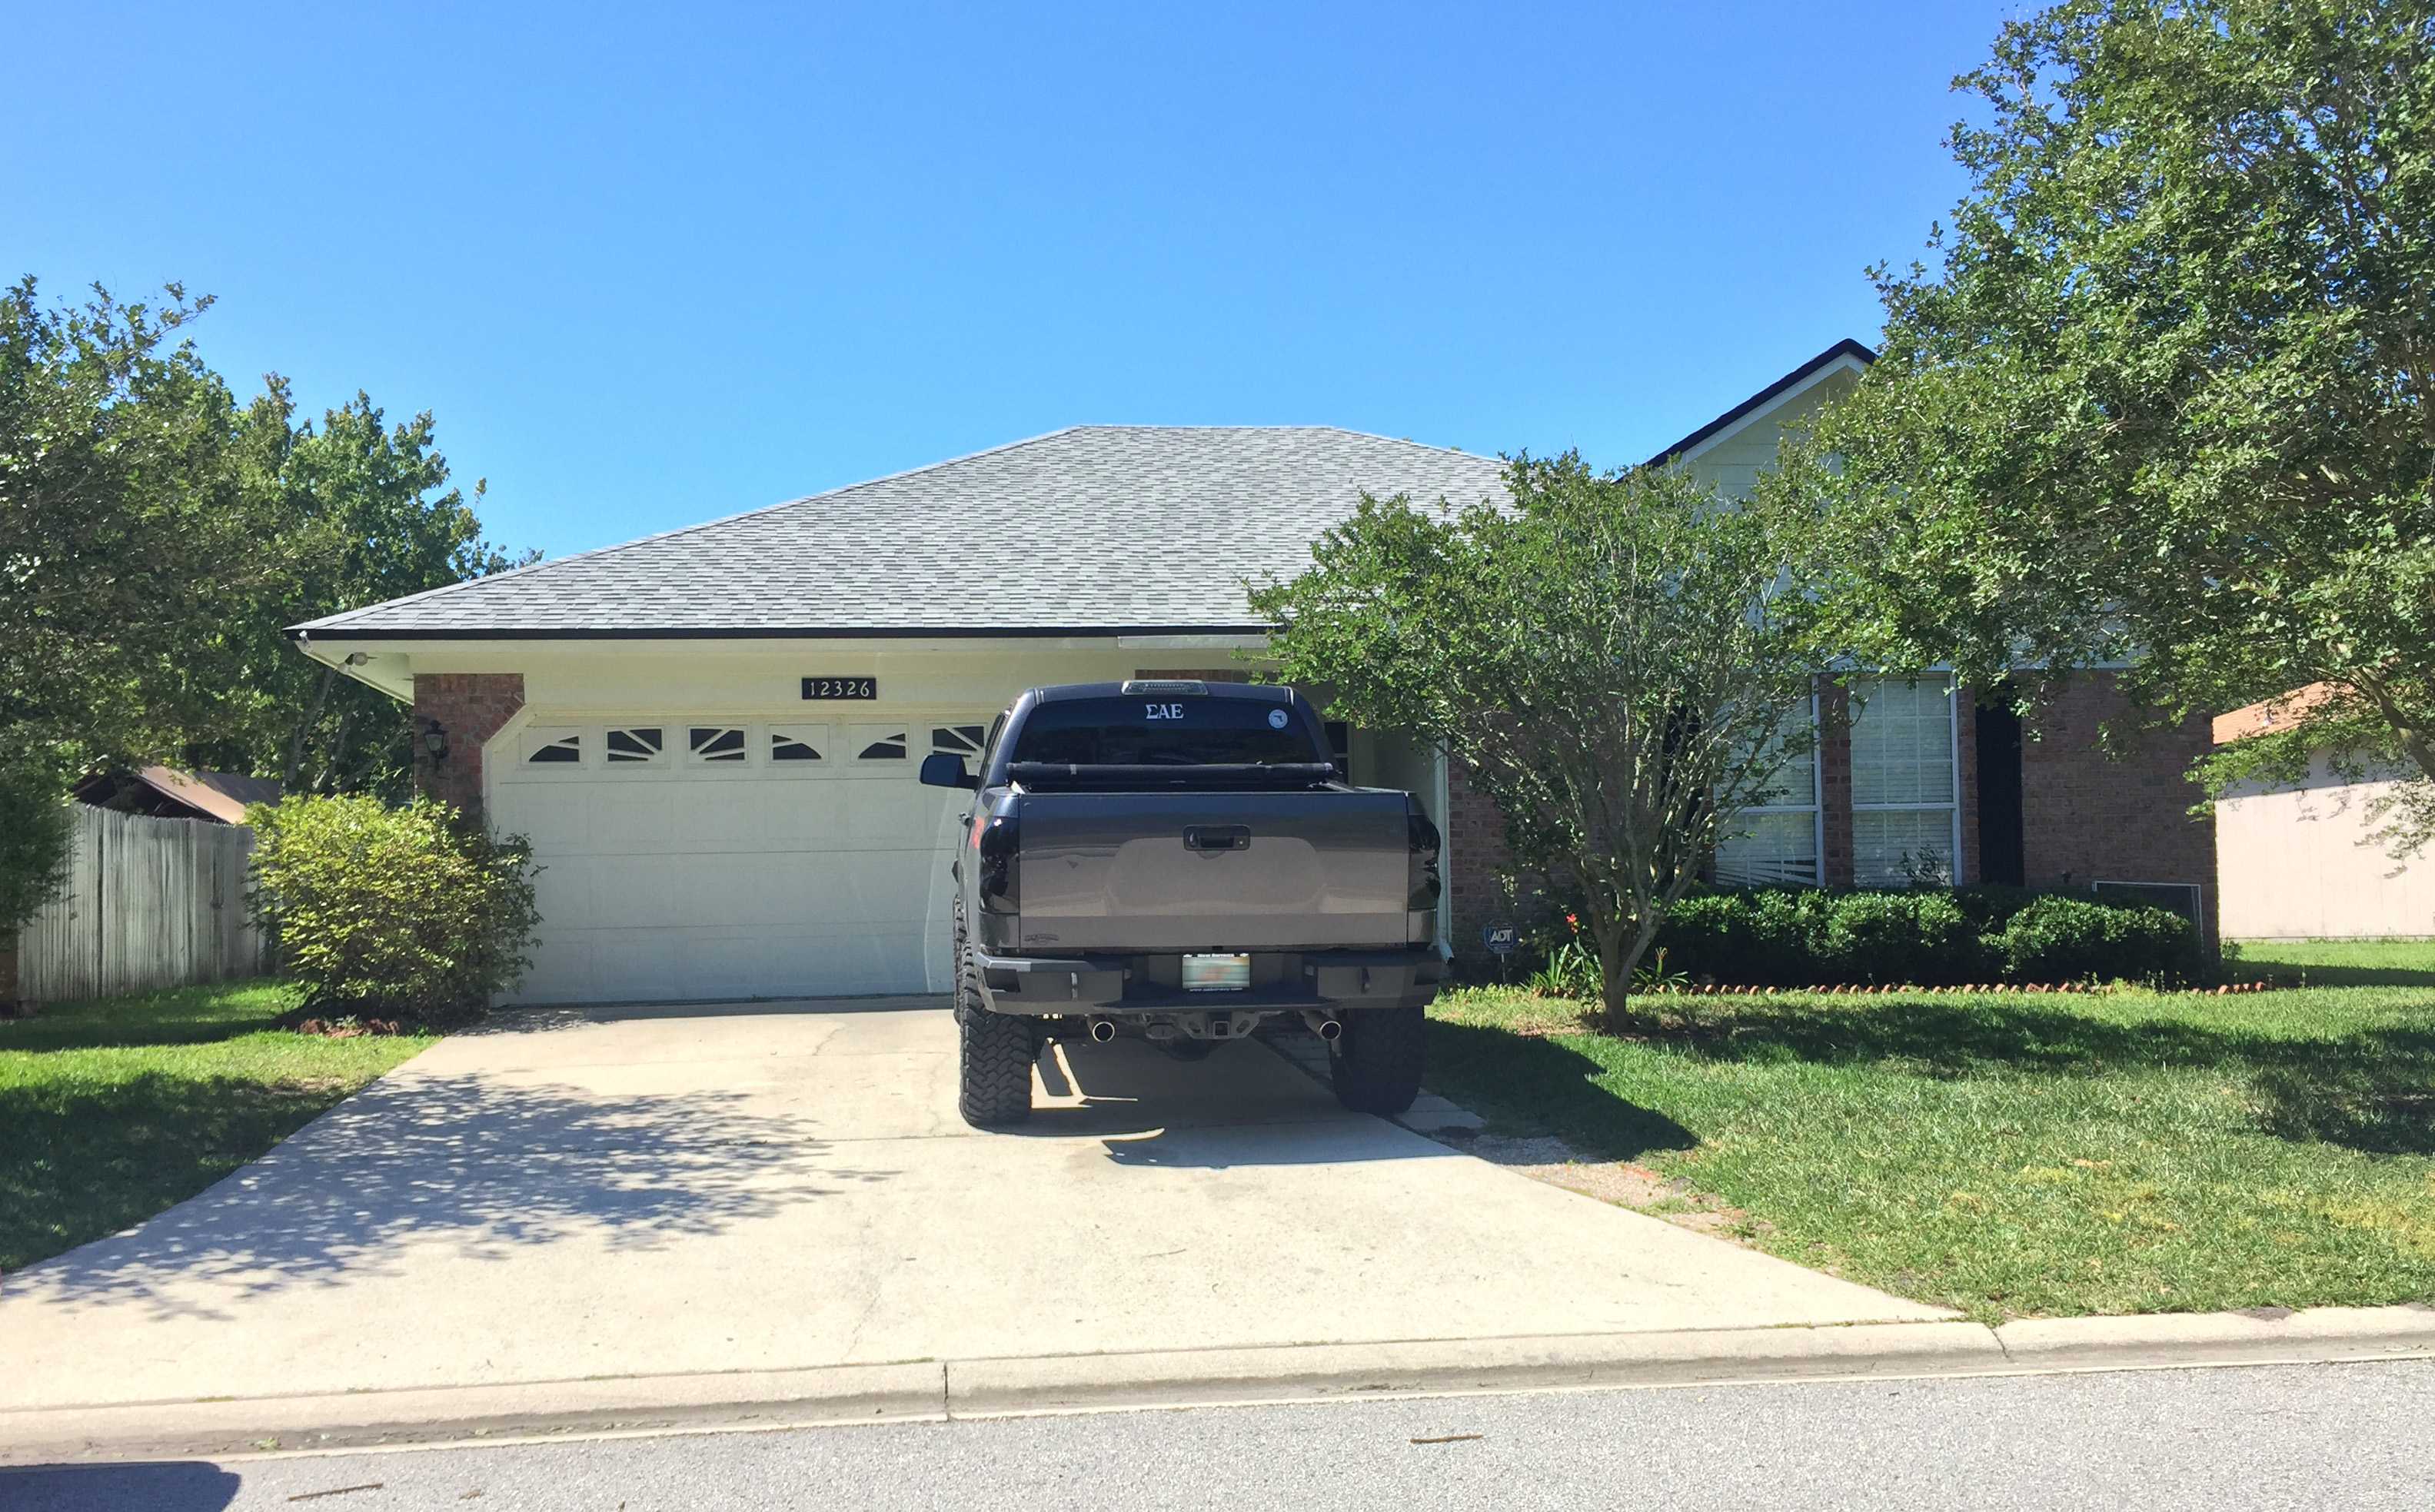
956;952;1034;1128
1328;1005;1425;1115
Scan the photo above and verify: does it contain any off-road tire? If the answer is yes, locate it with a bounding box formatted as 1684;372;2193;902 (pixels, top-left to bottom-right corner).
1328;1005;1425;1115
953;938;1033;1128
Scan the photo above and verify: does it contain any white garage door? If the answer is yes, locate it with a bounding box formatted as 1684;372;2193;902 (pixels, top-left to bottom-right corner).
490;714;990;1004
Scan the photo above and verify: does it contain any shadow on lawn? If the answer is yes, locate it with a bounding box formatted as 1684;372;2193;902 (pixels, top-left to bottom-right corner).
1570;997;2435;1158
2229;962;2435;989
2;1071;896;1317
1425;1022;1700;1164
0;994;298;1053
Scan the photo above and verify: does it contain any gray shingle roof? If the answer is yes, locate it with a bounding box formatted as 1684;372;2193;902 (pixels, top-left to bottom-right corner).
293;426;1510;638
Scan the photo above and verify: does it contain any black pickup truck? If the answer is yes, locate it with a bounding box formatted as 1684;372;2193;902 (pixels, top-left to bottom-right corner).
920;680;1445;1127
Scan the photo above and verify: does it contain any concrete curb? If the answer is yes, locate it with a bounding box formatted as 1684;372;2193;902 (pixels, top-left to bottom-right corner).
1994;1304;2435;1372
945;1321;2002;1417
0;1361;946;1467
5;1306;2431;1465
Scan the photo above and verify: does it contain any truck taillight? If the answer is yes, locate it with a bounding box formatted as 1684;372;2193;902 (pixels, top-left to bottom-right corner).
1407;809;1442;911
977;815;1020;911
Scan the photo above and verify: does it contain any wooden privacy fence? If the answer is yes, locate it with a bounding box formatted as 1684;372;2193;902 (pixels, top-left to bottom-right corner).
13;806;266;1002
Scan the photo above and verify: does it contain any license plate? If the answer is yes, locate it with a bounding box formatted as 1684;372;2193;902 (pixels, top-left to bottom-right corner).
1181;953;1251;992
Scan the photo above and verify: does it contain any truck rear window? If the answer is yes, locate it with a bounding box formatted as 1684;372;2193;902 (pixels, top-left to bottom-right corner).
1010;697;1322;767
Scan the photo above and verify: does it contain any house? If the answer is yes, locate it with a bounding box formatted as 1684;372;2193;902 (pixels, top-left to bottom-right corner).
290;344;2220;1005
72;766;283;825
1638;341;2219;942
2210;686;2433;939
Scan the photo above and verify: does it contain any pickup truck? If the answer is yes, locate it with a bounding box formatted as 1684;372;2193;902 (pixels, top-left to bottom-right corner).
920;680;1445;1128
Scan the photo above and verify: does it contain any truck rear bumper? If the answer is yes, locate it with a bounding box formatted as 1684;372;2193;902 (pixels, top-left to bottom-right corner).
972;945;1443;1017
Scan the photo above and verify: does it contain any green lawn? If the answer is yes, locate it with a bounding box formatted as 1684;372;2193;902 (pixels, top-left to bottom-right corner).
1426;975;2435;1322
0;981;433;1273
2224;936;2435;989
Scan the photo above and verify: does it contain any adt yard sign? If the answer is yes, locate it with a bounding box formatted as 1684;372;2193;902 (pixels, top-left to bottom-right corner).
1482;925;1519;956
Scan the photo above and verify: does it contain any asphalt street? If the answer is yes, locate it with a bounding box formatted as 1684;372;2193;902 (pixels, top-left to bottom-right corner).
12;1360;2433;1511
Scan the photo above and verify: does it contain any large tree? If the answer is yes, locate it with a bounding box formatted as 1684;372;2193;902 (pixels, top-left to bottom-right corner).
201;384;533;797
0;279;266;941
0;281;265;783
1;277;526;940
1793;0;2435;853
1249;456;1831;1016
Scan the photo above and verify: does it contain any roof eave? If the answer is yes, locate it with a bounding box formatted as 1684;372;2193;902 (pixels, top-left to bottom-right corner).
1643;337;1878;470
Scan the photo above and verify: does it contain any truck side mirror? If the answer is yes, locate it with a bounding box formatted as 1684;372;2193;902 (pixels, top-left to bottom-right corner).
920;752;980;790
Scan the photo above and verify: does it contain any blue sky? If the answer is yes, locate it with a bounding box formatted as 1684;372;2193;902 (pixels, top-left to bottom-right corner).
11;2;2017;560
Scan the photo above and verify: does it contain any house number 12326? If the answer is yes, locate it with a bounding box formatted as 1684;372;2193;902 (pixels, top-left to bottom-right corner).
801;677;878;700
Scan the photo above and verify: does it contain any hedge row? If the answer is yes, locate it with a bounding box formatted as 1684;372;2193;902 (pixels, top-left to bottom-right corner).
1648;886;2204;987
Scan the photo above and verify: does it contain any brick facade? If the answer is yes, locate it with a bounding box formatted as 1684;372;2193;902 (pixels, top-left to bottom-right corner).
410;673;526;822
2018;670;2217;929
1437;670;2216;962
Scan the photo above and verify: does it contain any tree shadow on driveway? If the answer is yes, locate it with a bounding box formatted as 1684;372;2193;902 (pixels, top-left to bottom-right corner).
3;1070;896;1319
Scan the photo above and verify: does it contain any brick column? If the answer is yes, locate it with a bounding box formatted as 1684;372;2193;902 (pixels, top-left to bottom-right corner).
410;673;526;824
1818;681;1856;886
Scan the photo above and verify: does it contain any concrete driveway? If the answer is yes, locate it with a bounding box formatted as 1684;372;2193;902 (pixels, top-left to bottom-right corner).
0;999;1942;1431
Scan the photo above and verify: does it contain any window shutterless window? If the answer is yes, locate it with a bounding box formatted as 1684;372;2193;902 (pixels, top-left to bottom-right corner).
1714;694;1821;886
1848;676;1961;886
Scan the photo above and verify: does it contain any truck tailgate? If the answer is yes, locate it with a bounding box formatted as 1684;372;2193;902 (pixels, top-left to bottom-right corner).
1013;789;1412;952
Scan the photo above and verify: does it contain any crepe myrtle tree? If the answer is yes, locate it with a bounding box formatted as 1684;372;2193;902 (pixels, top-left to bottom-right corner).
1786;0;2435;856
1249;454;1832;1017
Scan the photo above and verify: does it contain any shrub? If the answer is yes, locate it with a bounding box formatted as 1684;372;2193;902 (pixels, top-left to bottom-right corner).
1818;890;1982;985
1988;896;2200;986
1947;883;2047;935
248;795;541;1025
1643;885;2199;987
1658;892;1762;979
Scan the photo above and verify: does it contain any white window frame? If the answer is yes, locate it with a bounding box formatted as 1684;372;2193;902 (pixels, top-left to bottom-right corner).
1714;691;1825;887
1848;676;1964;888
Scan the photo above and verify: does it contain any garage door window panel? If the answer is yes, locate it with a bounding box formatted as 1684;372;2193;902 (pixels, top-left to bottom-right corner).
523;729;585;766
853;725;910;763
605;726;666;764
769;723;830;769
688;726;748;763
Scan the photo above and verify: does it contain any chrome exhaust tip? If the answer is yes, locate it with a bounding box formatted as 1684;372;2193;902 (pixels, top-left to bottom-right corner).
1301;1010;1342;1042
1087;1017;1118;1043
